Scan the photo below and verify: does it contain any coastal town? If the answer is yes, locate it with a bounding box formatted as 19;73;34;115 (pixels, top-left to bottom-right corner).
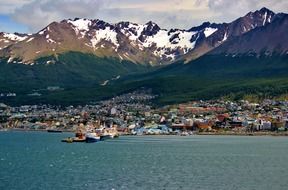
1;90;288;136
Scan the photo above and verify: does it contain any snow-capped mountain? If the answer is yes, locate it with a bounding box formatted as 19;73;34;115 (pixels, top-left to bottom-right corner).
0;17;218;65
0;7;285;65
183;7;279;61
210;13;288;56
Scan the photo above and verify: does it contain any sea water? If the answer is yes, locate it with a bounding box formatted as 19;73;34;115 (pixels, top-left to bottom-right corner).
0;131;287;190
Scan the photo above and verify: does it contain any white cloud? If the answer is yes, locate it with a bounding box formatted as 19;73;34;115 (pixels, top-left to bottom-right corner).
0;0;33;14
197;0;288;23
8;0;216;32
11;0;107;32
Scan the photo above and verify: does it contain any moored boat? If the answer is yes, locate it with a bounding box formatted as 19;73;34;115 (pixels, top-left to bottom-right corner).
85;133;100;143
180;131;189;136
100;126;119;141
47;129;62;133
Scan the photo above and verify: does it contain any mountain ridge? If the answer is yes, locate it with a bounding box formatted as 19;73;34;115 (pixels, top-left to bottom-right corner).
0;7;284;66
210;13;288;56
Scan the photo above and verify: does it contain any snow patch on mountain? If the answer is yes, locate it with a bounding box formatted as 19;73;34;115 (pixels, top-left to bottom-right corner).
38;29;46;35
26;37;34;43
47;38;56;43
204;27;218;37
263;11;268;25
140;29;197;58
222;32;228;42
122;23;145;41
3;33;27;41
116;21;202;59
142;30;195;49
90;27;119;48
68;18;91;37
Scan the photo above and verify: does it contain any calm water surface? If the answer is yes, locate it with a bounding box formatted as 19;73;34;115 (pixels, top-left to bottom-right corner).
0;131;287;190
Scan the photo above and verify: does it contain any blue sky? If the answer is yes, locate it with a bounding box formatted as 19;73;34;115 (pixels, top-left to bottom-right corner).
0;0;287;33
0;15;28;33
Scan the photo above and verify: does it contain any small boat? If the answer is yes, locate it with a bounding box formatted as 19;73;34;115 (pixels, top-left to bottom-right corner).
85;133;100;143
73;137;86;142
61;137;73;143
180;131;189;136
47;129;62;133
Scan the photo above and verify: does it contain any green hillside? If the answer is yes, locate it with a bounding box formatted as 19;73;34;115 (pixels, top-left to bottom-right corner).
115;54;288;104
1;52;288;105
0;52;153;90
0;52;154;105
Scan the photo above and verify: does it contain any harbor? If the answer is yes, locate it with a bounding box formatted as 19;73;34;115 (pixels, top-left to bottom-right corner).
61;123;119;143
1;90;288;137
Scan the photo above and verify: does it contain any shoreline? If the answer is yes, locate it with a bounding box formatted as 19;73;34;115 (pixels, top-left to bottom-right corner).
195;131;288;137
0;128;74;133
1;128;288;137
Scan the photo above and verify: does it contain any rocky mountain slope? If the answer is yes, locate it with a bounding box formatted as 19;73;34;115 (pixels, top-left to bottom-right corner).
183;7;279;61
1;7;283;66
210;13;288;56
0;19;214;65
